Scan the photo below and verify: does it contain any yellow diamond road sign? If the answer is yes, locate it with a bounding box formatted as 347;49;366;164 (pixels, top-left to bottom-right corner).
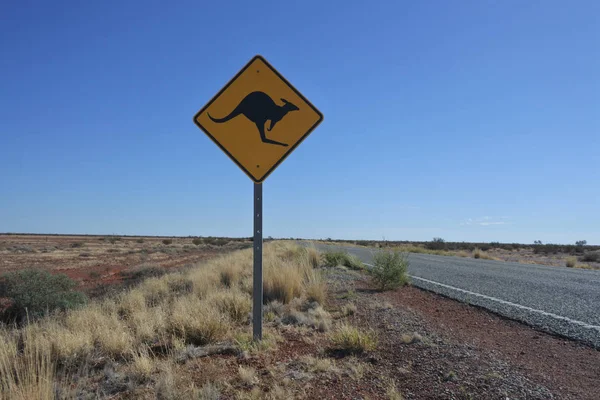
193;55;323;183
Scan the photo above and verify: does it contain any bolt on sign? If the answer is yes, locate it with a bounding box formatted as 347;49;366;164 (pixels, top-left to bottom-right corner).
193;55;323;183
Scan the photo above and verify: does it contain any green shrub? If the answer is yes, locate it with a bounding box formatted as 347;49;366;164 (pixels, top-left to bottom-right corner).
343;254;364;270
136;238;145;244
323;251;347;267
369;251;409;290
192;238;203;246
322;251;364;270
581;252;600;262
1;269;87;321
162;239;173;245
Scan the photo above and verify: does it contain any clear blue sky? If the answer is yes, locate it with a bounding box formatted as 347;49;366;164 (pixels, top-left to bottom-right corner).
1;1;598;244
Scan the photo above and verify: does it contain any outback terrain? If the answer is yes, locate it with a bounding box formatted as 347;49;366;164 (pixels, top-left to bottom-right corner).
0;237;598;399
0;234;250;295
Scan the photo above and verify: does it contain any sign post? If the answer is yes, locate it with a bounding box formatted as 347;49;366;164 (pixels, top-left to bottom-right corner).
253;183;263;340
193;55;323;341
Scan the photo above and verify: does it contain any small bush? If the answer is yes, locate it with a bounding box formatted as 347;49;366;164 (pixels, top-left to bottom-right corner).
305;270;327;304
70;242;84;248
323;251;347;267
136;238;144;244
162;239;173;245
566;257;577;268
88;271;101;279
323;251;364;270
369;251;409;290
330;324;376;354
1;269;87;321
344;254;365;270
192;238;203;246
581;252;600;262
120;265;165;283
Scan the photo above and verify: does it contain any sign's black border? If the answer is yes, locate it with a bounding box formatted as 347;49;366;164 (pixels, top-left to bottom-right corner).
193;55;324;183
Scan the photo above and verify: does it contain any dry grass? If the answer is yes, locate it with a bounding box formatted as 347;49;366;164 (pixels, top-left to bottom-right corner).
330;323;377;354
341;303;357;316
300;355;336;373
168;295;229;346
238;365;258;386
155;361;177;399
344;357;368;380
305;246;321;268
473;248;499;260
393;244;454;256
0;242;323;397
566;257;577;268
305;269;327;304
207;288;252;324
130;347;155;382
0;326;55;400
263;260;304;303
401;332;423;344
575;263;594;269
386;379;404;400
196;382;221;400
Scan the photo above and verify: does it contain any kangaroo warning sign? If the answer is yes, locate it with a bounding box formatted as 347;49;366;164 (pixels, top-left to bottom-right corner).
193;55;323;183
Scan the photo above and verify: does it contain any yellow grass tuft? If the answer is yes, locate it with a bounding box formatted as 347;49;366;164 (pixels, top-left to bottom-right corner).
305;269;327;304
330;323;377;354
238;365;258;386
168;295;229;345
0;326;55;400
207;288;252;324
95;313;135;358
140;276;170;306
130;347;155;382
473;248;498;260
188;267;220;298
386;379;404;400
118;288;147;319
263;259;304;303
129;304;167;344
300;355;336;373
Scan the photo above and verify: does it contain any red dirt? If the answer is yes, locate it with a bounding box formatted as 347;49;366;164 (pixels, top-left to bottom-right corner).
380;285;600;400
0;234;247;293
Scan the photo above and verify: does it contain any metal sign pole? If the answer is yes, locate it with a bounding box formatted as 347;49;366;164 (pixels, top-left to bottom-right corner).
253;183;263;341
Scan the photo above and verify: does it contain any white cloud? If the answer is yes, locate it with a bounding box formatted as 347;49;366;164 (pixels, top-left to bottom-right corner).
461;216;513;226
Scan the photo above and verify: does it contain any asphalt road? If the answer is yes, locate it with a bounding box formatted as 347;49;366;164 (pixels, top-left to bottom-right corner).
310;243;600;348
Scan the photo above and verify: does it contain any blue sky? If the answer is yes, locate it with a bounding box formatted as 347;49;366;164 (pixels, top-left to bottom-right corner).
1;1;598;244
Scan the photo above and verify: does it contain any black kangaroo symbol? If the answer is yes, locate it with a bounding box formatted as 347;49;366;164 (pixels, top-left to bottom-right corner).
208;91;299;147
